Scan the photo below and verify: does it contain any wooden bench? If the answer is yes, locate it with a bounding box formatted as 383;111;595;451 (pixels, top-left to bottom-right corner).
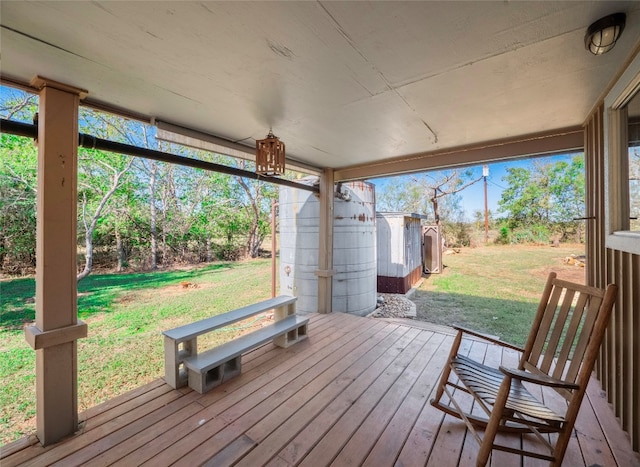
162;295;308;393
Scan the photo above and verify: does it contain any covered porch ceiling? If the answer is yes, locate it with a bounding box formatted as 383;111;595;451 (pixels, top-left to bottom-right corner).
2;1;640;177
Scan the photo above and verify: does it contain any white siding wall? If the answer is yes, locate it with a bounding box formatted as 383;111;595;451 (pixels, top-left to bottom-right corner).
377;213;422;278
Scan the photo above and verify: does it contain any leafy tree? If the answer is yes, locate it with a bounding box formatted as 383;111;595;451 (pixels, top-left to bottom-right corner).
0;91;37;123
236;160;277;258
0;86;295;274
139;159;160;268
0;134;37;274
548;156;585;241
0;92;38;274
498;155;585;243
76;109;138;280
499;164;550;228
377;170;479;219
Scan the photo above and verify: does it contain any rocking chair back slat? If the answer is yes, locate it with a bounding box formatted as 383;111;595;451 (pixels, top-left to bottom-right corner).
528;286;563;365
564;293;603;383
519;273;557;368
553;291;589;379
539;288;576;374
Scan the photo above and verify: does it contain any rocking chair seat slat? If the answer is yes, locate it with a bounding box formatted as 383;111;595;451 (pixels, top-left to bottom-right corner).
451;355;565;423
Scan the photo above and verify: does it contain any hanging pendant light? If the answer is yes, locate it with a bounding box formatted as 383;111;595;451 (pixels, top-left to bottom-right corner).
256;129;285;176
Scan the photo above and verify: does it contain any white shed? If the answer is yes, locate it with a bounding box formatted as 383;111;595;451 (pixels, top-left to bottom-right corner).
376;212;426;294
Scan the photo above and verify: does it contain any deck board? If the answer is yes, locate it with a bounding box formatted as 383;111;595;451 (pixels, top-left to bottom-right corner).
485;341;522;467
274;326;414;466
361;332;449;467
427;338;481;467
2;312;638;467
328;328;431;466
234;326;411;466
145;316;388;465
585;378;640;467
298;327;423;467
179;322;398;465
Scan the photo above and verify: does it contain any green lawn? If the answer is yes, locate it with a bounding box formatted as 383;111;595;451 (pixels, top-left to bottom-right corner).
413;244;586;346
0;245;586;445
0;260;273;444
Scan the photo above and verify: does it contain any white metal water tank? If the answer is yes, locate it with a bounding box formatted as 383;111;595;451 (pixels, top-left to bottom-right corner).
279;179;377;315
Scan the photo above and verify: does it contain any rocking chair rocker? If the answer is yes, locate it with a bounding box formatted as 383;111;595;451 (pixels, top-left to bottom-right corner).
430;272;617;466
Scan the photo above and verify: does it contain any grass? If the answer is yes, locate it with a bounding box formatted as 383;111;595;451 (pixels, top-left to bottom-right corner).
0;260;273;444
412;244;586;346
0;244;586;445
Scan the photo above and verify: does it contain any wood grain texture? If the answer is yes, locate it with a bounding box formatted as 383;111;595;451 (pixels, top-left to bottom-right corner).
3;312;637;467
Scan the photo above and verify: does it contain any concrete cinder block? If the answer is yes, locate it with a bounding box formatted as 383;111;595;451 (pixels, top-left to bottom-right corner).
274;324;309;348
188;356;243;394
164;336;196;389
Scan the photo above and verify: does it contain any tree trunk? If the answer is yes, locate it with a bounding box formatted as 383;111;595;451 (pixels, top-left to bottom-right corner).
431;190;441;225
237;176;263;258
115;229;124;272
162;230;168;264
149;161;158;269
77;230;93;281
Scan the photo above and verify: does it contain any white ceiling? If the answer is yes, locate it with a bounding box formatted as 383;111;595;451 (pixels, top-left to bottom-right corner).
2;1;640;172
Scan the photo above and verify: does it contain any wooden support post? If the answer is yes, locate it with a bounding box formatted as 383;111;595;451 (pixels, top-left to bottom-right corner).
24;76;88;446
317;168;334;313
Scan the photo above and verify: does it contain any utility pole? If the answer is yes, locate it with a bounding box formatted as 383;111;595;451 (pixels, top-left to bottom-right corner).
483;165;489;243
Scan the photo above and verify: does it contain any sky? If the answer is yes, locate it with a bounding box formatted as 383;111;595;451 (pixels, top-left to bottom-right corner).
368;153;581;220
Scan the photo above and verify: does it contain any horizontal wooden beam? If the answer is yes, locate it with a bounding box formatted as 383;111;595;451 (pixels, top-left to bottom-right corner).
1;119;319;193
156;120;322;176
334;127;584;182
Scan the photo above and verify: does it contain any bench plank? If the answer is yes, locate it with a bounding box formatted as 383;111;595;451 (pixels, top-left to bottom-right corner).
184;315;309;373
185;314;309;393
163;295;297;342
163;295;301;390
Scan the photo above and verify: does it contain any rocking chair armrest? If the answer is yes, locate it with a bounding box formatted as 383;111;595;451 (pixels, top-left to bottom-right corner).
498;366;580;390
452;325;524;353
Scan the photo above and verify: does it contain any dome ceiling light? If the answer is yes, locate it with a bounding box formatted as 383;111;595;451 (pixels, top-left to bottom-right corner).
585;13;626;55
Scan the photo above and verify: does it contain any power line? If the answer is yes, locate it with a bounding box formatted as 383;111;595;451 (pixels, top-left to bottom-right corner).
488;179;507;190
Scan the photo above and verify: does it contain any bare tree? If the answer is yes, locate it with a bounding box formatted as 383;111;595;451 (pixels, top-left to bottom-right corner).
377;169;481;223
425;172;482;224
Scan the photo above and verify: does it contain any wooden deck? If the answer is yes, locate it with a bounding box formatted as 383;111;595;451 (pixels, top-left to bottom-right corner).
2;312;638;467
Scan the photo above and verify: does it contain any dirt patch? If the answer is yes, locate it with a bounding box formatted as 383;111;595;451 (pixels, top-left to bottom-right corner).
114;294;138;304
114;281;217;305
530;265;585;284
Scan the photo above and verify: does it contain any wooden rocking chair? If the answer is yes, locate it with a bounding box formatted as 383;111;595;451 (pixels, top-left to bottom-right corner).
430;272;617;466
